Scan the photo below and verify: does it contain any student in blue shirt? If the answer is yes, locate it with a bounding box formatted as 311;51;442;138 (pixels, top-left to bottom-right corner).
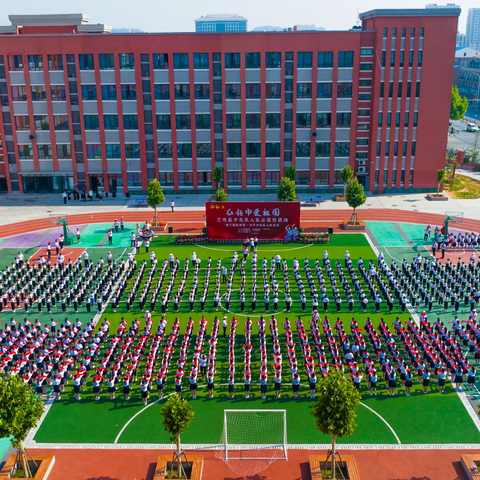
292;373;300;399
437;368;446;393
260;374;268;399
422;369;430;394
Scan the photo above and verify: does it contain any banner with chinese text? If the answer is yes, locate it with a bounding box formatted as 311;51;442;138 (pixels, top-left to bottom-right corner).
206;202;301;240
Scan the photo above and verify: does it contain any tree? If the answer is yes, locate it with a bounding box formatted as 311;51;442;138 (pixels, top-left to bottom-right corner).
0;375;44;477
284;166;297;182
160;395;194;479
450;86;468;121
213;166;223;189
339;165;354;198
437;169;447;196
311;371;361;480
345;177;367;225
215;188;228;201
146;179;165;226
277;176;296;202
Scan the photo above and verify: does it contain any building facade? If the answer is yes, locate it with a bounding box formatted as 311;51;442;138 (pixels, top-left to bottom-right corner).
467;8;480;50
195;15;247;33
0;9;458;194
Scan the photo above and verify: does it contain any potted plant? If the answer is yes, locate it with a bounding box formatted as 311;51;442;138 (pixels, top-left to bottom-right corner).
343;177;367;230
427;169;449;201
214;188;228;202
335;165;353;202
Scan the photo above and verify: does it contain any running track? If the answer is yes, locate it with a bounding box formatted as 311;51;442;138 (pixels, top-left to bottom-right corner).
1;209;479;239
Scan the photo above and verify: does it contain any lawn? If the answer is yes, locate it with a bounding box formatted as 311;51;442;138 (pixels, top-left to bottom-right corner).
444;174;480;199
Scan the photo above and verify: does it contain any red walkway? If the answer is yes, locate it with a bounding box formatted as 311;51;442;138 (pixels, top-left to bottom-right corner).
32;447;473;480
1;209;479;238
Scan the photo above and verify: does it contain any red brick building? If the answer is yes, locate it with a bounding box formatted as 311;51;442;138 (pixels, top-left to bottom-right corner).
0;9;459;194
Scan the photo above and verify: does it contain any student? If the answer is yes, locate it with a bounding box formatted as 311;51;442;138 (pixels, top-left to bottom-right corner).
108;374;116;400
108;229;113;245
170;199;175;212
92;375;102;401
52;375;62;400
190;372;198;399
438;368;446;393
244;371;251;399
422;369;430;394
207;372;214;398
369;368;377;395
200;355;207;378
123;376;131;400
72;374;82;400
274;372;282;398
228;374;235;399
387;368;396;396
76;228;81;243
405;368;413;396
308;370;317;398
156;373;165;399
140;376;150;406
292;372;300;399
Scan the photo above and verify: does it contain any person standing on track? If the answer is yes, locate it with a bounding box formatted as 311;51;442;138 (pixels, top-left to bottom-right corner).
170;199;175;212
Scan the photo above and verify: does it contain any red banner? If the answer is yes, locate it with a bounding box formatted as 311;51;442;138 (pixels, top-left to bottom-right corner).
206;202;301;240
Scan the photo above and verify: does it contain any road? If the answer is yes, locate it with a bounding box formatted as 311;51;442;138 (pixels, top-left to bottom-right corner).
447;118;480;152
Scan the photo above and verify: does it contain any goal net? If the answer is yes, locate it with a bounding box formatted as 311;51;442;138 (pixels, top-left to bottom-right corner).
215;409;288;476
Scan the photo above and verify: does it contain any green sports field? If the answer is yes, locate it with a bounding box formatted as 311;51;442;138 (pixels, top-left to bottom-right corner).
13;233;477;446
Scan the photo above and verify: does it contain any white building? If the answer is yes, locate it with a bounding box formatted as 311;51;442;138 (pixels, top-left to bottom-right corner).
467;8;480;50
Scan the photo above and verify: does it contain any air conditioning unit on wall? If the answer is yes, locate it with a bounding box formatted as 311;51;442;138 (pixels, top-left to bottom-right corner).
358;159;366;166
357;166;366;174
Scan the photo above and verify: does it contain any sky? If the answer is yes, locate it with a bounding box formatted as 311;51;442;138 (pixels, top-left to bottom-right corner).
0;0;475;33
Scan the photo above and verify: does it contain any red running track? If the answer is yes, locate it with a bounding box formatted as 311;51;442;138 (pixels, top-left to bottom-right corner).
2;209;480;239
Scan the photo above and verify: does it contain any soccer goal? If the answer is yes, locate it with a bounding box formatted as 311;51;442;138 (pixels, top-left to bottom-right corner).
216;409;288;476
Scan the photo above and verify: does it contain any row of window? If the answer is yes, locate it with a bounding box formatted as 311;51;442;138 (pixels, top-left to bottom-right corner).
381;50;423;68
18;144;72;159
18;143;142;160
378;111;418;128
379;81;420;98
382;27;424;38
15;115;68;131
376;140;416;156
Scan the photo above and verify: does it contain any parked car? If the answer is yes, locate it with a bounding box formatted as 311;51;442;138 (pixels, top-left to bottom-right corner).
467;123;479;132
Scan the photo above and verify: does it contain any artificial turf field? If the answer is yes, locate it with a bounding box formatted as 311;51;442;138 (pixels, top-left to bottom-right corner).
2;234;479;446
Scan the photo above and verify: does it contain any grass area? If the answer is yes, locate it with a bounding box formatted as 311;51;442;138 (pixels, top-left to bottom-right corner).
0;248;39;270
0;234;475;446
444;174;480;199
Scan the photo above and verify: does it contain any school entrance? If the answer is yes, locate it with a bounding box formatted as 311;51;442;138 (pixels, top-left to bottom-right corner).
22;174;74;193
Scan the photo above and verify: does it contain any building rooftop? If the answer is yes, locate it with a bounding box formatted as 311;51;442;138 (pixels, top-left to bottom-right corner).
360;7;461;18
195;14;247;22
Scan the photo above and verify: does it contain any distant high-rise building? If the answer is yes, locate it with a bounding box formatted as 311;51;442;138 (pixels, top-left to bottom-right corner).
195;14;247;33
253;24;325;32
456;32;467;47
111;27;145;33
426;3;460;8
467;8;480;50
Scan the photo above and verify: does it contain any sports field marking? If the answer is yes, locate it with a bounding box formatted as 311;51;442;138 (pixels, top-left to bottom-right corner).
364;232;379;257
25;391;56;448
359;402;401;445
194;244;314;253
454;388;480;433
115;247;128;261
26;247;41;262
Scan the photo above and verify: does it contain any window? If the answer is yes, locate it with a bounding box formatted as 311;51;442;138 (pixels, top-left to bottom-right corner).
336;113;351;128
245;53;260;68
398;82;403;97
338;51;354;68
87;144;102;159
197;171;212;185
297;83;312;98
358;109;370;117
266;113;281;129
394;141;399;156
246;113;261;129
297;171;310;185
360;48;373;56
28;55;43;71
246;83;261;99
387;112;391;127
105;144;121;158
177;144;192;158
225;53;240;69
99;54;114;70
266;171;281;185
57;144;72;158
246;171;261;185
266;52;281;68
8;55;23;71
193;53;209;69
51;85;66;101
176;114;191;130
409;51;413;67
197;143;211;158
119;53;135;70
125;144;140;158
158;144;173;158
403;141;408;156
104;115;119;130
315;171;329;185
81;85;97;101
226;114;241;129
390;51;395;67
296;113;311;128
297;52;312;68
404;112;409;127
78;54;94;70
382;51;386;67
378;112;383;126
225;84;241;99
357;138;368;146
196;114;210;129
385;142;390;154
413;112;418;127
420;28;424;38
227;171;242;185
407;81;411;97
296;142;310;157
246;143;261;157
418;51;423;67
153;54;169;69
174;84;190;99
357;152;368;158
317;83;332;98
335;142;350;157
376;142;381;156
38;145;53;159
18;145;32;159
360;63;372;71
316;113;331;128
121;85;136;100
155;84;170;100
318;52;333;67
266;143;280;157
392;28;397;38
402;28;406;38
48;54;63;70
101;85;117;100
383;28;387;38
194;84;209;99
173;54;189;69
123;115;138;130
266;83;281;99
54;115;69;130
416;82;420;97
127;173;142;187
337;83;352;98
15;116;30;130
316;142;330;157
227;143;241;158
84;115;99;130
31;86;46;101
411;28;415;37
156;114;171;130
400;51;404;68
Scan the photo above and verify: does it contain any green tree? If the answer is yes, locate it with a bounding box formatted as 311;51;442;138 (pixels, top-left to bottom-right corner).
450;86;468;121
284;166;297;182
437;169;447;196
213;166;223;189
215;188;228;201
0;375;44;477
277;176;296;201
146;179;165;226
161;395;195;478
311;370;361;480
339;165;354;198
345;177;367;225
